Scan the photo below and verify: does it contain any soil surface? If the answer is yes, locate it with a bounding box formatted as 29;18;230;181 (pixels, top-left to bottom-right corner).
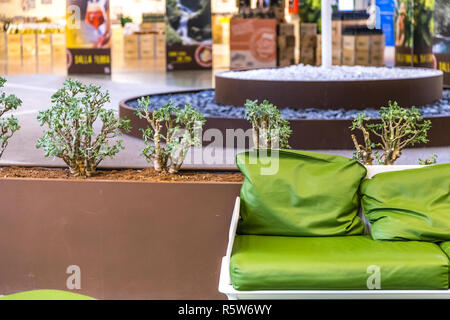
0;167;244;183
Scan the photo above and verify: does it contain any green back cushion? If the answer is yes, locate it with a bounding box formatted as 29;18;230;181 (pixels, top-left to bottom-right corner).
236;150;367;236
361;164;450;242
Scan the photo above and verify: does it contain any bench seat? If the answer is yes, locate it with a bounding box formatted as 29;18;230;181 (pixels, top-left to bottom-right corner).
230;235;449;291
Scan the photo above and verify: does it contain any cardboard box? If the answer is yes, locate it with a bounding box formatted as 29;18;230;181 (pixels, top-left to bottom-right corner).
52;33;66;54
278;23;295;36
343;35;356;51
342;49;356;66
356;35;370;51
371;53;385;66
300;23;317;37
332;20;342;39
7;34;21;59
332;50;342;65
332;38;342;51
21;34;36;73
278;35;295;48
301;35;316;51
300;47;315;65
140;34;155;58
124;34;139;59
155;34;165;58
37;34;52;56
278;48;295;66
370;34;385;53
356;50;370;66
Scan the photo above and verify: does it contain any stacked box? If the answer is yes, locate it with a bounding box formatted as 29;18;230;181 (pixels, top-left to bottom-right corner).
37;33;52;73
370;33;385;66
155;33;166;59
124;34;139;59
140;34;155;59
300;23;317;65
277;23;296;67
279;23;295;36
52;33;66;73
0;33;6;74
355;34;370;66
342;34;356;66
316;34;321;66
22;34;36;73
7;34;22;74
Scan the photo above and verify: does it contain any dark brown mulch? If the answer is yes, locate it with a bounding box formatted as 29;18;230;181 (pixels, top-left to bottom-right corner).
0;166;244;183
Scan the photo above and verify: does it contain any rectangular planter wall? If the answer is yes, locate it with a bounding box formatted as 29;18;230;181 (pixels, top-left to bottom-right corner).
0;178;241;299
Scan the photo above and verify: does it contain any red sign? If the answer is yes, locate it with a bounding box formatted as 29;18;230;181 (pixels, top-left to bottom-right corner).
289;0;298;14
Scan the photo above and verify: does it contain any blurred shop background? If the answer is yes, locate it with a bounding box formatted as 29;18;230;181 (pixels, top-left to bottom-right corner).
0;0;448;85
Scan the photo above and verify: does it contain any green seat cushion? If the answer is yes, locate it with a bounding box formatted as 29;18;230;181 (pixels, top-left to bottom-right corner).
0;290;95;300
441;242;450;259
441;242;450;282
236;150;366;237
361;164;450;242
230;235;449;291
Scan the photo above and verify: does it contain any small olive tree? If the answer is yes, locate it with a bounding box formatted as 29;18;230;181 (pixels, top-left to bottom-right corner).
244;99;292;149
0;77;21;159
37;79;131;177
136;97;205;174
419;153;438;165
351;101;431;165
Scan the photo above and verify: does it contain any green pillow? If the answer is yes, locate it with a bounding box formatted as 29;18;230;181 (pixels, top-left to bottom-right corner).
361;164;450;242
236;150;367;236
0;290;95;300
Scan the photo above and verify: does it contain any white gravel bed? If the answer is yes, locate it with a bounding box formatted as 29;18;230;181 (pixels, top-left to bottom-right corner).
218;65;443;82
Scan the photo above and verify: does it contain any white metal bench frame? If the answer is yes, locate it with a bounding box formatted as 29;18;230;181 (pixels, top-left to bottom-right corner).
218;165;450;299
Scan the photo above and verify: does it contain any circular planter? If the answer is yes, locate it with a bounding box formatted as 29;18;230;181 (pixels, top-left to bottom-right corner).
215;68;443;110
119;90;450;150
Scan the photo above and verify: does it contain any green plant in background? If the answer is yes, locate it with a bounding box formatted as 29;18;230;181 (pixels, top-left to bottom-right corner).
299;0;321;32
244;99;292;150
413;0;435;48
36;79;131;177
351;101;431;165
419;153;438;165
136;97;206;174
395;0;415;47
0;77;21;159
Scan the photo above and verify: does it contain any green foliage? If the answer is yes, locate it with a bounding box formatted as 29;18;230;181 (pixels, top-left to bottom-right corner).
351;101;431;165
350;113;375;165
0;77;21;159
395;0;415;48
165;23;183;46
136;97;206;174
299;0;321;31
244;99;292;150
36;79;131;177
414;0;435;47
419;153;438;165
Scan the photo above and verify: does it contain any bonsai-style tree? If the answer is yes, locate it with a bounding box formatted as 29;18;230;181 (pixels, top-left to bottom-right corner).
419;153;438;166
135;97;206;174
244;99;292;149
36;79;131;177
351;113;375;165
0;77;21;159
351;101;431;165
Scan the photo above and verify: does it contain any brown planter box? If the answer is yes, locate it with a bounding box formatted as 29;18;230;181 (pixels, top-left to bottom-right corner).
0;178;241;299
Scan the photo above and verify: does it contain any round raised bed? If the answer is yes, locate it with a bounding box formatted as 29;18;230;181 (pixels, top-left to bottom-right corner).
119;88;450;150
215;66;443;110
